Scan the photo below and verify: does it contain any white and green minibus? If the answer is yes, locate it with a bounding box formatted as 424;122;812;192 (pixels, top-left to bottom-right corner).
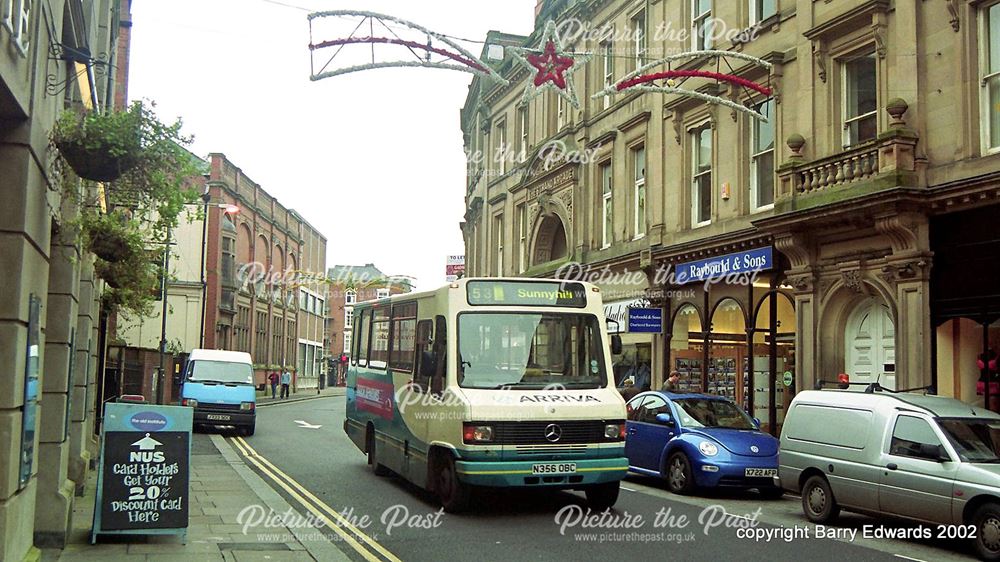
344;278;628;512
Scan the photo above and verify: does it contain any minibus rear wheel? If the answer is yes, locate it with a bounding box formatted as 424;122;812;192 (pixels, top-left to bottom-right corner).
366;429;390;476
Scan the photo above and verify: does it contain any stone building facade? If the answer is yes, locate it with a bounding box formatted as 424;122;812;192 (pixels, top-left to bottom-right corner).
0;0;130;558
462;0;1000;433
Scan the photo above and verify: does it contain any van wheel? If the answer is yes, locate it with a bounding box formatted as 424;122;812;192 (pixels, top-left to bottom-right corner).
367;431;389;476
972;503;1000;561
666;453;695;495
435;453;470;513
801;475;840;523
585;481;620;511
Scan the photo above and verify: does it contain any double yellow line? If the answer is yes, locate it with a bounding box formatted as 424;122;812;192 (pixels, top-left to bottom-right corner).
230;435;401;562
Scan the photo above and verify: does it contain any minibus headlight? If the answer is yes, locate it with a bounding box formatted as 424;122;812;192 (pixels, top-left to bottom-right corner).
463;424;493;443
699;441;719;456
605;423;624;440
240;401;255;411
182;398;198;408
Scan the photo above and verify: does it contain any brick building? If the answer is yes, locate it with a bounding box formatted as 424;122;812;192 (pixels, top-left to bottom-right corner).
325;264;413;381
204;154;329;390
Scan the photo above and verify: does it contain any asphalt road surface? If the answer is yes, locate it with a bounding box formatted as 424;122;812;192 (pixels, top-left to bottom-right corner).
217;396;978;562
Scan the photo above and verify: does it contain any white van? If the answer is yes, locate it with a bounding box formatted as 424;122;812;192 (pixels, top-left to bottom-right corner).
779;389;1000;560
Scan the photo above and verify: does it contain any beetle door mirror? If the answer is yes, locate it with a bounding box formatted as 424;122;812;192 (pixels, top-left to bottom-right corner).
654;413;675;426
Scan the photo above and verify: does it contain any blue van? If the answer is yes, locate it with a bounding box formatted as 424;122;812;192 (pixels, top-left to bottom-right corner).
181;349;256;435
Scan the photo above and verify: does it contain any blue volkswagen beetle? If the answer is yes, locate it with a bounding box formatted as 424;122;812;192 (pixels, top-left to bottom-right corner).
624;391;782;497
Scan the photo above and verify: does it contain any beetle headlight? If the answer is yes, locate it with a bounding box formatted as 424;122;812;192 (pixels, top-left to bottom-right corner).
699;441;719;456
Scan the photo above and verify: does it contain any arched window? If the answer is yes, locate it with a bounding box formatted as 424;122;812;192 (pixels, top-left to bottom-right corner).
345;289;357;304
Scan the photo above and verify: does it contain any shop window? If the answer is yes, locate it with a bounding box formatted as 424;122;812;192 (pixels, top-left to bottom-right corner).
752;289;796;435
670;304;704;392
708;299;746;404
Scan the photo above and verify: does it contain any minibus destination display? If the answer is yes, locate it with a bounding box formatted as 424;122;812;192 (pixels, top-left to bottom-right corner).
467;281;587;307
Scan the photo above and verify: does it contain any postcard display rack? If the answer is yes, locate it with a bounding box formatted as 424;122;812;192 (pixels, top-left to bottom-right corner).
673;347;745;405
746;355;786;431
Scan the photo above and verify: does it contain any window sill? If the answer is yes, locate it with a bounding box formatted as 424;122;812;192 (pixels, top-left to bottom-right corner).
692;220;711;229
750;204;774;214
632;234;646;241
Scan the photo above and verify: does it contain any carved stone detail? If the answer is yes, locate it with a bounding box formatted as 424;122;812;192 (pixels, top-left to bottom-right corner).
874;214;921;255
878;258;931;287
840;269;866;294
786;274;814;293
872;22;887;59
558;188;574;224
813;42;827;83
773;232;813;269
947;0;960;32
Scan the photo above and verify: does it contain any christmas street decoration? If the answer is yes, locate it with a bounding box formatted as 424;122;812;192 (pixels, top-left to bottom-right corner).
593;50;774;121
509;20;592;109
307;10;507;85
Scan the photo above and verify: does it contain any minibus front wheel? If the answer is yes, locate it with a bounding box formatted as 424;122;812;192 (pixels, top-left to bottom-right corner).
433;450;470;513
585;481;620;511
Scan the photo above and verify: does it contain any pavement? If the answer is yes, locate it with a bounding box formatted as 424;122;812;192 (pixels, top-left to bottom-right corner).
255;385;345;406
40;391;350;562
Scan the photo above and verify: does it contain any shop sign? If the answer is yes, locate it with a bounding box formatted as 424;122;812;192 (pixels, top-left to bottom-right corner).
628;308;663;333
676;247;773;284
782;371;793;387
92;402;192;542
604;298;651;333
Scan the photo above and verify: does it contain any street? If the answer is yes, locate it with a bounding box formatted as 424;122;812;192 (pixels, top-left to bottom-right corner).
222;396;978;562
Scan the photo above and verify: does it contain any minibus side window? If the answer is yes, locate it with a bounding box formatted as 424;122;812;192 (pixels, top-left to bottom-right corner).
431;315;447;395
414;320;434;392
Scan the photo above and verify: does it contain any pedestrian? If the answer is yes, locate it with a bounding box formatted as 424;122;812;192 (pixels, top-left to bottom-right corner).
620;379;640;401
661;370;681;393
268;370;279;399
280;368;291;399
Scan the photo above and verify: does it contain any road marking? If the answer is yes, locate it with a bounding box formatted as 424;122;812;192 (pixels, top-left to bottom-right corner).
894;556;927;562
229;437;399;562
232;436;401;562
294;419;323;429
621;486;637;492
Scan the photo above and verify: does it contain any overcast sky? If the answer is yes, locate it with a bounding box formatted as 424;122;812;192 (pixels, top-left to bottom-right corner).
128;0;537;290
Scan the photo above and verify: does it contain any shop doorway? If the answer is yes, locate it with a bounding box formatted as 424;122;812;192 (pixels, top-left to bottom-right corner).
846;297;896;390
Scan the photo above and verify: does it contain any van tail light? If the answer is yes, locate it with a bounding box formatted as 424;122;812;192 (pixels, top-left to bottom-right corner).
837;373;850;384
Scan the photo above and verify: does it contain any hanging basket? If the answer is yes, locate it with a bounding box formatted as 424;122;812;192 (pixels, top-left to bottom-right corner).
55;140;140;182
86;226;132;262
95;260;126;288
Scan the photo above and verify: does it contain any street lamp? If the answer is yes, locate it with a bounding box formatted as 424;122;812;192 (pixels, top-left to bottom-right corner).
155;196;239;405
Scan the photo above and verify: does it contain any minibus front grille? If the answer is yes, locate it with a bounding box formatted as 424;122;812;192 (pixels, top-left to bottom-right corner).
514;444;589;455
490;421;606;445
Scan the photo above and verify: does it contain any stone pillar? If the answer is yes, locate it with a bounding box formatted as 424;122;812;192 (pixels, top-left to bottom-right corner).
67;255;98;492
0;129;53;562
875;213;933;391
34;215;80;547
774;232;818;391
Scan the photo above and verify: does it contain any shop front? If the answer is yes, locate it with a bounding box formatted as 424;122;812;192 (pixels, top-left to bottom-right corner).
604;296;660;391
660;242;796;435
932;204;1000;412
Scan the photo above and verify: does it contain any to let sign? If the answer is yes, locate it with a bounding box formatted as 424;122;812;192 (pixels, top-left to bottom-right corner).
92;403;191;542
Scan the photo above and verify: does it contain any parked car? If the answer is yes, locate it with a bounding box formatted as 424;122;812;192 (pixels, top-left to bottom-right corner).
779;389;1000;560
624;391;782;497
180;349;256;436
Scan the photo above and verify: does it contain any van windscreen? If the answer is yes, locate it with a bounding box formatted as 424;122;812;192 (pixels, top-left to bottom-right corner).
190;360;254;385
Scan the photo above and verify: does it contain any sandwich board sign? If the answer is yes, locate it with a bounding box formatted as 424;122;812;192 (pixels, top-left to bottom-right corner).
91;402;192;543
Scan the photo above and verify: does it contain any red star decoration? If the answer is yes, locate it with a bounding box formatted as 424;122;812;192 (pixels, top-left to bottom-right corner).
526;41;576;90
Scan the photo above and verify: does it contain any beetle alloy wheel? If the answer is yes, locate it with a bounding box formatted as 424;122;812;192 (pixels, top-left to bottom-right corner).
982;514;1000;553
669;457;687;490
807;484;827;515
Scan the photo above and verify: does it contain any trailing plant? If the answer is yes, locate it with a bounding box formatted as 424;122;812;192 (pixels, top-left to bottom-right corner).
51;100;204;317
